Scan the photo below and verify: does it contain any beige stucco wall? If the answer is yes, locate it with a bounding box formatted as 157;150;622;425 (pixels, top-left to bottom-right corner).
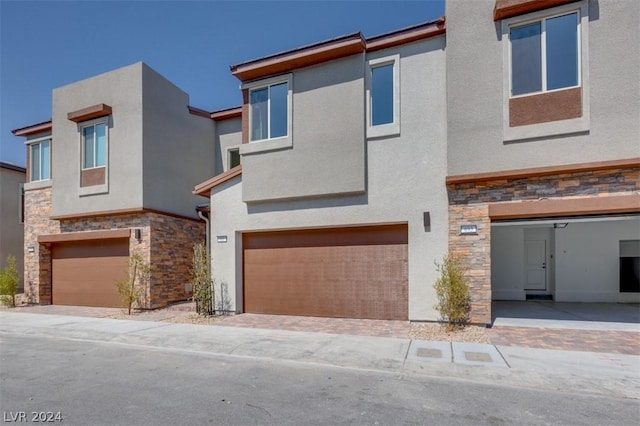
240;55;366;203
215;117;242;174
445;0;640;175
210;36;449;321
51;62;216;219
0;166;25;288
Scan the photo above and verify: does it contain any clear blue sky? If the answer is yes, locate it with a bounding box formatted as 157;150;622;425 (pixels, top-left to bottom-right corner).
0;0;444;166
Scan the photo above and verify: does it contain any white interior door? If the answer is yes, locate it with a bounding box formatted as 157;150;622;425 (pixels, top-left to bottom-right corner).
525;239;547;291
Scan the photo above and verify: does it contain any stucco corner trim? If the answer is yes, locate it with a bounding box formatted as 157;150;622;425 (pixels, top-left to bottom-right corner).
67;104;112;123
38;229;131;244
489;194;640;220
493;0;579;21
193;165;242;197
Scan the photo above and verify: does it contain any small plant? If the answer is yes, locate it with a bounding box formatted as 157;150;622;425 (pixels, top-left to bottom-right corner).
0;255;21;307
191;242;214;316
115;252;149;315
434;253;470;331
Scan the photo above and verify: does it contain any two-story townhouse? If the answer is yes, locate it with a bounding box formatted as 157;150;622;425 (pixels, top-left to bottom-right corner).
445;0;639;323
12;62;216;308
0;161;26;292
194;19;449;321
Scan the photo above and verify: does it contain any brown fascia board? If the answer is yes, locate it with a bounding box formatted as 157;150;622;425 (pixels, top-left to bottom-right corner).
211;106;242;121
11;120;52;136
489;194;640;220
446;158;640;185
188;105;212;119
67;103;112;123
493;0;579;21
230;33;366;82
38;229;131;244
0;161;26;173
365;17;446;52
193;165;242;197
49;207;202;222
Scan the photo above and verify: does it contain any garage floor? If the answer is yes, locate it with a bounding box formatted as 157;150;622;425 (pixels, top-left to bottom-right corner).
492;301;640;325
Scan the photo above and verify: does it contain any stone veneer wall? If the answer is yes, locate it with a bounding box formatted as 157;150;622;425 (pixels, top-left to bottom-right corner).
23;185;205;308
23;187;59;304
447;166;639;325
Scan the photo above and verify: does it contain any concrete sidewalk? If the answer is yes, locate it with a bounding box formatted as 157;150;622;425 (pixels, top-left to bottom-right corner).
1;311;638;400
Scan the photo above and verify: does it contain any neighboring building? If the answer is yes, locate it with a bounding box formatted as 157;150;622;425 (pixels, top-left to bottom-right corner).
195;0;639;323
12;0;639;320
445;0;639;322
194;19;449;321
12;62;215;308
0;161;26;291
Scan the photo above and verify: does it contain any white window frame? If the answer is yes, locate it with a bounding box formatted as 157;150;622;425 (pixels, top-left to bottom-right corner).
501;0;590;142
81;118;109;170
27;137;51;183
226;146;241;171
508;10;582;98
241;74;293;155
366;54;400;139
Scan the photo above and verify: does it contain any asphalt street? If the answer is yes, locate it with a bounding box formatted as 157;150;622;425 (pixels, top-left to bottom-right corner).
1;333;638;426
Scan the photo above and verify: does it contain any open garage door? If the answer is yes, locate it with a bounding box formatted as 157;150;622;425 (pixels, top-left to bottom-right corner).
243;224;408;320
52;239;129;307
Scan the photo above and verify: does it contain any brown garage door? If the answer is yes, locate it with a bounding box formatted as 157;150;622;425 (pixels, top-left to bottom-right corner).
52;239;129;307
243;225;408;320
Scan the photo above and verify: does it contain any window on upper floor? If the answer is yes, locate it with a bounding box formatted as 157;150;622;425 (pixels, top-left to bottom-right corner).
250;80;289;142
367;54;400;138
82;121;107;169
29;139;51;182
500;1;589;141
510;11;579;96
228;148;241;169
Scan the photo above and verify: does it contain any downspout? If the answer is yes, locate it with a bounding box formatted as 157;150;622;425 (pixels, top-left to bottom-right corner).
196;205;213;313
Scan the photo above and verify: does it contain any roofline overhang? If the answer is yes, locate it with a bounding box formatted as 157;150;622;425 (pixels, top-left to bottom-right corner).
11;120;52;136
193;165;242;197
230;18;446;82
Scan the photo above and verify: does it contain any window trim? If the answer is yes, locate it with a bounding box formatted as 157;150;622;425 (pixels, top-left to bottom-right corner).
501;0;590;142
78;117;109;196
27;137;51;183
508;10;581;98
366;54;400;139
240;74;293;155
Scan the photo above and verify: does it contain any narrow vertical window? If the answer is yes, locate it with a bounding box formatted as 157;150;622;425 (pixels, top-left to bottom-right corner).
511;23;542;95
228;148;241;169
371;64;394;126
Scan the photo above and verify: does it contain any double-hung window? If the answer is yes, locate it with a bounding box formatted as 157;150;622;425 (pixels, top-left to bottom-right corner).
30;139;51;181
510;11;579;96
367;54;400;138
82;122;107;169
250;80;289;142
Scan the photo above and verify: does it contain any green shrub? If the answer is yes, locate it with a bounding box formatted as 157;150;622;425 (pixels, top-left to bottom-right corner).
115;252;149;315
434;253;470;331
191;242;214;316
0;255;21;307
